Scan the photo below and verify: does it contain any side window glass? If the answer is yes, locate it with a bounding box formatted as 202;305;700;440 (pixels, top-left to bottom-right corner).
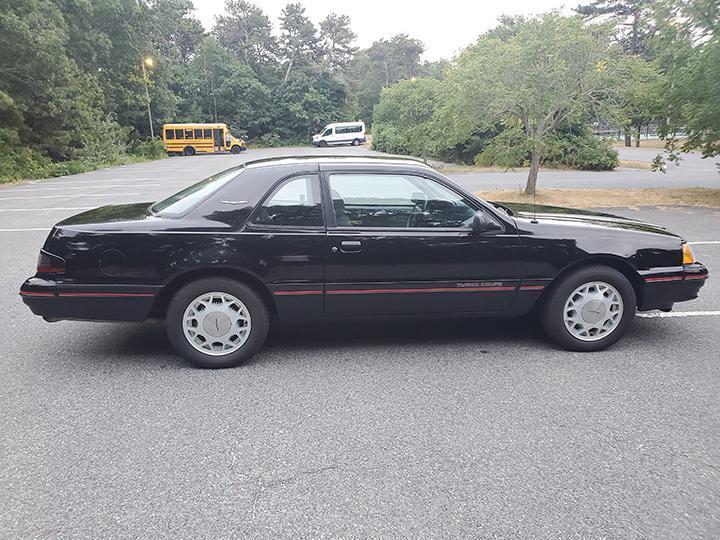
328;174;477;228
194;128;203;139
203;128;212;138
252;176;323;228
184;129;193;139
175;129;184;139
165;129;175;139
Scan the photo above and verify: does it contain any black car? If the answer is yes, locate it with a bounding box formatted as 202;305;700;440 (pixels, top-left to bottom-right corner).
20;156;708;368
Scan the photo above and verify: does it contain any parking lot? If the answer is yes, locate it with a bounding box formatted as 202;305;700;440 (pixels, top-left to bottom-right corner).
1;148;719;537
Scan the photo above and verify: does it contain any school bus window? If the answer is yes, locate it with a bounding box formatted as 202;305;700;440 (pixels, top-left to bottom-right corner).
165;130;175;140
184;129;193;138
203;129;212;138
194;128;203;138
175;129;184;139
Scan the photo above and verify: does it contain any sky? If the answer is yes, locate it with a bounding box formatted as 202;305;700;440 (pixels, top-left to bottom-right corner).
191;0;573;61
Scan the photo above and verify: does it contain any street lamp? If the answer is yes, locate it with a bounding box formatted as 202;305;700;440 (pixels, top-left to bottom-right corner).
141;56;155;139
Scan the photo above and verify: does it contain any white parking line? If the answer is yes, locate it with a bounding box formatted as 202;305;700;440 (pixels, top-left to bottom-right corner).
689;241;720;245
637;311;720;318
1;184;159;193
0;193;139;201
0;228;50;232
0;207;94;212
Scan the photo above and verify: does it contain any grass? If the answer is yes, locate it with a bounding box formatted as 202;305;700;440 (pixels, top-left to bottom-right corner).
477;188;720;209
618;159;653;169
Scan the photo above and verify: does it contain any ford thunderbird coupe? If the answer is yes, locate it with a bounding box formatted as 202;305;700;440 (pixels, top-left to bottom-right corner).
20;156;708;368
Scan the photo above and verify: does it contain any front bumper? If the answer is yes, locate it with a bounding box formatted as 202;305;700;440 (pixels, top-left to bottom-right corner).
20;277;160;322
639;262;709;311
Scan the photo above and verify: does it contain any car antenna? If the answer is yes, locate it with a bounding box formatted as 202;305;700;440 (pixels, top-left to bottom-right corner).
531;188;539;224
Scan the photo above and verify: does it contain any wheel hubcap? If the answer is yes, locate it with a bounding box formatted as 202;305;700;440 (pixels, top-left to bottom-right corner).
182;292;251;356
563;281;623;341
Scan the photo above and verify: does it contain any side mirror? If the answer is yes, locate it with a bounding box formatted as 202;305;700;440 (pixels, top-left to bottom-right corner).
472;211;502;235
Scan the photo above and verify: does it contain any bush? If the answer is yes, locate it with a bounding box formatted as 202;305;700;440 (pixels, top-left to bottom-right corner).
130;139;166;159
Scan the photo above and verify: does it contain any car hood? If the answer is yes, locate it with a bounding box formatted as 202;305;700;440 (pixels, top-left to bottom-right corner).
493;201;679;237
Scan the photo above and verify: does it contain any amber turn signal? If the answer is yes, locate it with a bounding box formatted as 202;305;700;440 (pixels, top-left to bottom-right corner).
682;243;695;264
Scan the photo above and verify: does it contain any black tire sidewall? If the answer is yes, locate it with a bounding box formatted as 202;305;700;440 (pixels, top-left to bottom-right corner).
230;145;241;154
319;140;328;147
352;139;360;146
541;266;637;352
166;278;269;368
183;146;195;156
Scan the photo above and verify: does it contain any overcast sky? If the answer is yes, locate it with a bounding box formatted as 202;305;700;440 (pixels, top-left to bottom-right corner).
191;0;573;60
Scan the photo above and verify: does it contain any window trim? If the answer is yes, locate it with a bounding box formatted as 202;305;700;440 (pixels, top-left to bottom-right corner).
246;172;326;231
322;171;503;233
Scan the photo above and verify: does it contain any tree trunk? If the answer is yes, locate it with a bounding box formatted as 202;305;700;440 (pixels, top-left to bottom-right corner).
635;121;642;147
624;128;632;147
525;150;541;195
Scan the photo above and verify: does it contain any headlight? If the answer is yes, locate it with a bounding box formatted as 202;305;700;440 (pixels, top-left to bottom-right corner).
683;243;695;264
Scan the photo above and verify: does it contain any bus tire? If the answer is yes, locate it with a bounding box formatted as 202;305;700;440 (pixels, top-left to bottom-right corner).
230;145;242;154
183;146;196;156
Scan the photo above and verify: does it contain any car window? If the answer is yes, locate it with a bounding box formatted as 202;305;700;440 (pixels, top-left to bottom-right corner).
328;174;477;228
252;176;323;228
151;167;243;218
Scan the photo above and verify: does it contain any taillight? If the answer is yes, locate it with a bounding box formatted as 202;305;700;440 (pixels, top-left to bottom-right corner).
37;250;65;274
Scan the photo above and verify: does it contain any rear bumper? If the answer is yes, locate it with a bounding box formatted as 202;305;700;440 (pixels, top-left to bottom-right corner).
20;277;160;322
639;262;709;311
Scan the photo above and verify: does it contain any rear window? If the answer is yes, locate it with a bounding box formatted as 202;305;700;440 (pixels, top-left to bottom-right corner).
151;168;243;218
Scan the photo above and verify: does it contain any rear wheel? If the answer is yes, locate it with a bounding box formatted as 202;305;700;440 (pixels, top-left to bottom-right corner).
166;278;269;368
183;146;196;156
351;138;360;146
540;266;636;351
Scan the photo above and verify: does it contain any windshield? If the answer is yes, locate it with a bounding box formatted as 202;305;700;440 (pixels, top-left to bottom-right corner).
151;167;243;217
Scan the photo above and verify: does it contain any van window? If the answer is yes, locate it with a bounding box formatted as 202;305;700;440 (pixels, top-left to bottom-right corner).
322;128;332;137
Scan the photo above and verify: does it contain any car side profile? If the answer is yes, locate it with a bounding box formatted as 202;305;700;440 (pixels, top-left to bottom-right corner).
20;156;708;368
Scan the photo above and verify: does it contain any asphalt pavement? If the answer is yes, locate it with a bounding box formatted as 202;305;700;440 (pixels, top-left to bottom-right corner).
1;147;719;537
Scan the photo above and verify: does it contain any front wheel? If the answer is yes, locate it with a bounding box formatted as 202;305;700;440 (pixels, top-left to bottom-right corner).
319;140;328;147
166;278;269;368
230;145;243;154
540;266;636;352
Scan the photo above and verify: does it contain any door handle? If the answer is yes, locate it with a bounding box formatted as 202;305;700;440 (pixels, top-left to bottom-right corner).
339;240;362;253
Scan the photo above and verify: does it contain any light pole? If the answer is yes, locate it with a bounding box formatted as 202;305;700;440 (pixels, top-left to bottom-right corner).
141;56;155;139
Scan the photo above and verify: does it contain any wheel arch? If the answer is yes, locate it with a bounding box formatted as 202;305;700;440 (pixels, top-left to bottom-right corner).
541;255;644;308
149;267;277;319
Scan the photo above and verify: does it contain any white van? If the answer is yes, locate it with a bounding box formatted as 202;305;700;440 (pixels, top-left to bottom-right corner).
312;122;366;147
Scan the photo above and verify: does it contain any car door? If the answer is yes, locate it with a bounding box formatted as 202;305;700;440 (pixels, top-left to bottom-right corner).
322;170;523;316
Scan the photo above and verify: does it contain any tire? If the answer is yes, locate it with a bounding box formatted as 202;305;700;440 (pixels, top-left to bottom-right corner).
351;138;360;146
540;266;636;352
230;145;242;154
183;146;196;156
166;278;270;368
319;140;328;147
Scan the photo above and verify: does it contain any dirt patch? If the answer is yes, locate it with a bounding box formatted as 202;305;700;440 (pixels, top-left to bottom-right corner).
618;159;652;170
476;188;720;209
612;139;683;150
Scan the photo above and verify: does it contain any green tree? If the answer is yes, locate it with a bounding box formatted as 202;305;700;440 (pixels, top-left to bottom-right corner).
213;0;277;70
350;34;424;122
319;14;357;75
438;14;620;194
576;0;658;56
278;3;319;82
654;0;720;162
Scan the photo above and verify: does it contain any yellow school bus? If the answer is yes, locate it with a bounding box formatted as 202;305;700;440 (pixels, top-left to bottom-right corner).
162;123;246;156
